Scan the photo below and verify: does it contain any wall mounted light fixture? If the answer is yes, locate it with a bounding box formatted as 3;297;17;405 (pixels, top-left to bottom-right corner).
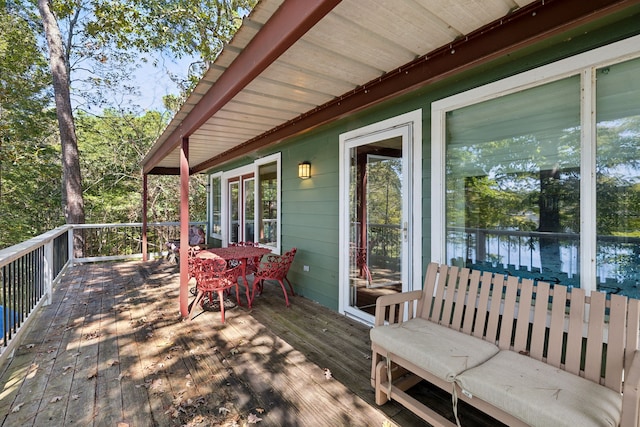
298;161;311;179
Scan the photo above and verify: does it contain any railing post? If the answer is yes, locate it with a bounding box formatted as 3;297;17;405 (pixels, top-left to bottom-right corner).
44;238;53;306
67;226;75;266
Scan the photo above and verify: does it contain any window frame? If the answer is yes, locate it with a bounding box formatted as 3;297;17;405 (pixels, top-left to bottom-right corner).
208;172;223;240
255;153;282;254
431;34;640;294
209;153;281;252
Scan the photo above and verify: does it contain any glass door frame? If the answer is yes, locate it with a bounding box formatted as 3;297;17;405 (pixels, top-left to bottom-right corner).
338;110;422;324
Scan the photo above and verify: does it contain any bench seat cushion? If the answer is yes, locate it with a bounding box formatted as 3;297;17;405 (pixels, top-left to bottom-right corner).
370;318;499;382
455;350;622;427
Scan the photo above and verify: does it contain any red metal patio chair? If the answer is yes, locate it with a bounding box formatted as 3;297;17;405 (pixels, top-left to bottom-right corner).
251;248;297;307
189;256;242;323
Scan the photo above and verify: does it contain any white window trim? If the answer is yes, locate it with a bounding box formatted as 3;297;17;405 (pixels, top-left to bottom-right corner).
431;34;640;294
255;152;282;254
214;154;282;250
338;109;422;320
208;172;223;239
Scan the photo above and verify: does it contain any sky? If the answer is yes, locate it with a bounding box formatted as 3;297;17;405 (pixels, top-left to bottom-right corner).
127;53;198;112
134;57;195;110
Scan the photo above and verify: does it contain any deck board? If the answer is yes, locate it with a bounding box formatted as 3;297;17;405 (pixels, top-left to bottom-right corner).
0;259;496;426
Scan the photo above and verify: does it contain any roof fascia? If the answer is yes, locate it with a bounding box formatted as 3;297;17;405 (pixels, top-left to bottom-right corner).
143;0;342;175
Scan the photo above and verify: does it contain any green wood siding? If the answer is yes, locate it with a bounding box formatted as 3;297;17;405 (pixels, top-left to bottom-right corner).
207;9;640;312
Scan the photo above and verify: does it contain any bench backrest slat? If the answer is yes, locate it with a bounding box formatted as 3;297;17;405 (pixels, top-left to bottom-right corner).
418;263;439;319
461;269;482;335
585;291;607;383
605;294;627;391
498;275;519;350
485;275;504;343
565;287;585;375
429;264;450;322
513;278;534;353
440;266;459;325
452;267;470;329
472;271;493;339
529;281;550;361
626;298;640;374
547;285;568;368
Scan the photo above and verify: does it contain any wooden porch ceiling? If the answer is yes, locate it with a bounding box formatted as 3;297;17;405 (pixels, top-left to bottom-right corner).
142;0;639;176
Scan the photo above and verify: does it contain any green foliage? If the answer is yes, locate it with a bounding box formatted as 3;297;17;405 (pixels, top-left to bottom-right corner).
75;110;207;225
86;0;255;61
0;8;63;248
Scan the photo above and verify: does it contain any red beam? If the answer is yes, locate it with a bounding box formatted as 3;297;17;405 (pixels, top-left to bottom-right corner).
190;0;639;173
143;0;342;174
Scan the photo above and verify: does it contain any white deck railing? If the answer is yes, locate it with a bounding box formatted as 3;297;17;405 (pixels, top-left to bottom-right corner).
0;221;206;364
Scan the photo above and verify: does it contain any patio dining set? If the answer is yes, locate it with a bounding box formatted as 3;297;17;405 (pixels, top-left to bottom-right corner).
187;242;298;322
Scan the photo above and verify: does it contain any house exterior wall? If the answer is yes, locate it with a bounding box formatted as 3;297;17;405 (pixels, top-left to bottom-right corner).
207;9;640;312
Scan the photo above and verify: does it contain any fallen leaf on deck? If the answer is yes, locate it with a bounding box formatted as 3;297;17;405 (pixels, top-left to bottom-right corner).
324;368;333;380
247;413;262;423
26;344;35;349
107;359;120;366
50;395;63;403
26;364;39;379
382;421;393;427
230;348;239;355
71;394;80;400
11;403;24;413
87;368;98;380
85;330;100;340
255;408;264;414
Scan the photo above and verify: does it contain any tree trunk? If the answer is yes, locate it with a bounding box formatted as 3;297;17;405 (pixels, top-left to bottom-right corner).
38;0;85;257
539;167;562;279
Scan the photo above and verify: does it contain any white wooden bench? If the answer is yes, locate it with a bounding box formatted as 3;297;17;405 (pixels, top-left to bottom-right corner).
370;262;640;427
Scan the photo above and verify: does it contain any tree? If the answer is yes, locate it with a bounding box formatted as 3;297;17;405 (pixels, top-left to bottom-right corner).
75;109;208;225
37;0;85;257
0;7;61;248
21;0;256;255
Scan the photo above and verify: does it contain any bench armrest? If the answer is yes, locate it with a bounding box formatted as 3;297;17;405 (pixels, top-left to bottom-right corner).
373;289;424;326
622;350;640;427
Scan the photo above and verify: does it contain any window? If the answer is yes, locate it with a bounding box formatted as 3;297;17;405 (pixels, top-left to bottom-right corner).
256;153;280;253
596;58;640;290
209;174;222;238
212;153;281;252
432;35;640;296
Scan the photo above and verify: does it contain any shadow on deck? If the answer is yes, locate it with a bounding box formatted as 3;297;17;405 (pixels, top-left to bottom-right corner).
0;260;502;426
0;260;437;426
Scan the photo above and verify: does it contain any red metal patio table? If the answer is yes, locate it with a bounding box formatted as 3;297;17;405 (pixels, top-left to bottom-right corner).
197;246;272;308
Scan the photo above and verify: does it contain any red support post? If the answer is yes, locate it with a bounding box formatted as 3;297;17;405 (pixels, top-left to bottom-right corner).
179;137;190;318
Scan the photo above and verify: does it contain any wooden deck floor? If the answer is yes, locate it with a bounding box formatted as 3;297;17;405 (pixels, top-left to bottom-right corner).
0;260;497;426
